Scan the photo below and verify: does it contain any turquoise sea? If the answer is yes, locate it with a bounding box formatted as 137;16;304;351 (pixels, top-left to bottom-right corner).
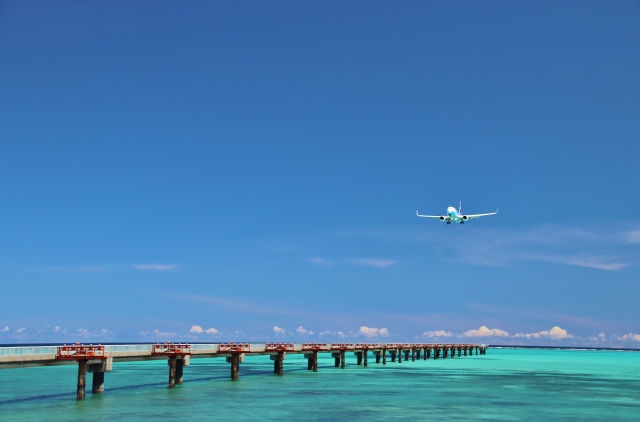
1;348;639;421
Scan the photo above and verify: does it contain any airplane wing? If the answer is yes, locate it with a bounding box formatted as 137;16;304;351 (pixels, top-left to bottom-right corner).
464;209;498;220
416;210;447;219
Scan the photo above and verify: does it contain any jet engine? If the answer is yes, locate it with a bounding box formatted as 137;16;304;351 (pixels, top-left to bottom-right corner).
462;215;468;220
439;216;446;221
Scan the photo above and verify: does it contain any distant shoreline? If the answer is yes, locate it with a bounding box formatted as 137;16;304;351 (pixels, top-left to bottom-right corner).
489;344;640;352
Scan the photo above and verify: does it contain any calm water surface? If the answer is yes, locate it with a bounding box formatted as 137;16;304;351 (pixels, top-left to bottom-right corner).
0;348;639;421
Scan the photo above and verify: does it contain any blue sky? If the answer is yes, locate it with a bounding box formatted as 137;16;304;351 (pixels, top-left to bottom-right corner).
1;1;639;346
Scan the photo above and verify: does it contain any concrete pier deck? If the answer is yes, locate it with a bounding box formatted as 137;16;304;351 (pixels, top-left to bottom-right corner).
0;342;488;399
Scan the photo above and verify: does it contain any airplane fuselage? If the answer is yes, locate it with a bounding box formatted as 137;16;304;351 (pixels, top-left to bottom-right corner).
446;206;466;224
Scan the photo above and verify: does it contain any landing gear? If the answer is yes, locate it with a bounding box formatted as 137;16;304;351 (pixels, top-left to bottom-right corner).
446;221;451;225
461;221;464;224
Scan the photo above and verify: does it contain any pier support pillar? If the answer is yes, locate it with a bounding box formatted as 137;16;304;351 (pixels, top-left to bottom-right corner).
270;352;285;376
304;352;318;372
383;351;387;365
168;356;177;388
363;351;368;367
411;349;416;361
231;356;240;380
87;357;111;394
443;348;448;358
332;352;341;368
374;352;381;364
355;352;363;365
341;351;346;369
77;360;87;400
464;348;467;356
404;351;410;361
434;348;439;359
391;352;396;362
226;354;244;381
91;372;105;394
176;358;184;384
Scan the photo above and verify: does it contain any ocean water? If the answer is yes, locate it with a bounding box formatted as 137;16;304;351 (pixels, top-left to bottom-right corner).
0;348;639;421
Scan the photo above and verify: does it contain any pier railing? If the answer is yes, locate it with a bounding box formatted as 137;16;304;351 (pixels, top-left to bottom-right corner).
105;344;153;353
0;346;58;357
0;343;487;359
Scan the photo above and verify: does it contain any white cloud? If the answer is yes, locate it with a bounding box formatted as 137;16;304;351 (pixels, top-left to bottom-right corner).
15;327;26;333
139;329;175;337
1;326;8;332
620;333;640;342
133;264;178;271
310;257;398;268
78;327;88;334
348;258;397;268
318;329;348;337
627;230;640;244
295;327;315;335
309;257;332;266
358;326;389;338
598;332;606;341
53;326;60;332
422;330;452;338
514;326;572;339
190;325;218;334
463;326;509;337
273;326;286;335
435;225;633;271
539;255;627;271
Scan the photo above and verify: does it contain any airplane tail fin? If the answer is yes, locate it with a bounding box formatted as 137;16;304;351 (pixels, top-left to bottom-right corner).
459;201;462;214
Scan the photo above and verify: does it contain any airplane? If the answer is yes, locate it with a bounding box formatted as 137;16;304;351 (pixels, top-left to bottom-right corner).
416;202;497;225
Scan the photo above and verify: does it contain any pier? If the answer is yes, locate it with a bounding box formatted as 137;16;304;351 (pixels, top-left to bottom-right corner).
0;342;488;399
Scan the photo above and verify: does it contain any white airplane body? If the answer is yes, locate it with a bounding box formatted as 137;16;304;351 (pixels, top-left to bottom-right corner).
416;202;497;225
